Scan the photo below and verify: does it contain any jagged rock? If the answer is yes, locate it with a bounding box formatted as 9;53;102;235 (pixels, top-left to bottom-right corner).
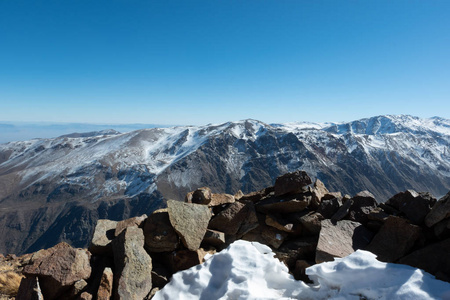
209;201;252;236
191;187;212;205
169;248;208;272
239;187;273;202
293;260;312;282
167;200;212;251
23;242;91;300
209;193;235;207
144;209;179;252
89;219;118;256
234;190;244;200
310;179;329;209
366;216;422;262
256;193;311;214
367;207;390;222
398;238;450;282
276;236;318;265
151;268;170;289
147;288;160;300
323;192;342;201
16;276;44;300
79;291;93;300
184;191;194;203
112;226;152;300
315;219;373;263
274;171;312;197
97;267;113;300
387;190;435;225
425;191;450;228
69;279;88;298
434;218;450;240
331;199;353;222
298;211;324;236
203;229;226;248
115;214;147;237
318;197;342;219
265;214;295;233
347;191;377;225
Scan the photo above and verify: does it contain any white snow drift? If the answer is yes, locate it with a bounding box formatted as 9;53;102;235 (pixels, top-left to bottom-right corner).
153;240;450;300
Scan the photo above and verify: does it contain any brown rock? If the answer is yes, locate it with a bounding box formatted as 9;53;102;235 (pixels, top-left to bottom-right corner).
184;191;194;203
365;216;422;262
16;276;44;300
347;191;378;225
274;171;312;197
115;214;147;237
89;219;118;256
318;197;342;219
209;193;235;207
144;209;179;252
79;291;93;300
298;211;324;236
330;199;353;222
310;179;329;209
265;214;295;233
97;267;113;300
425;191;450;228
203;229;226;248
387;190;435;225
167;200;212;251
316;219;373;263
293;260;312;282
170;248;208;272
112;226;152;300
191;187;212;205
398;238;450;282
23;243;91;300
234;190;244;200
261;226;288;249
208;201;249;235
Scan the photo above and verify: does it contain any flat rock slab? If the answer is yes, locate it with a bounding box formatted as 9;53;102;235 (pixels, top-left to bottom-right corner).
112;226;152;300
256;194;310;214
366;216;422;263
208;201;251;236
316;219;373;264
144;209;179;252
167;200;212;251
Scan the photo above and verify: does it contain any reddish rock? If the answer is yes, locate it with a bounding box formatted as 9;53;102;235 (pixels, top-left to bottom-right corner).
274;171;312;197
310;179;329;209
167;200;212;251
89;219;118;256
208;201;250;236
115;214;147;237
97;267;113;300
144;208;179;252
316;219;373;264
298;211;324;236
366;216;422;262
23;242;91;300
265;214;295;233
261;226;288;249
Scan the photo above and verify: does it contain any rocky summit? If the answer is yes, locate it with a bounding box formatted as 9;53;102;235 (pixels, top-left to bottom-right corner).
1;170;449;299
0;115;450;256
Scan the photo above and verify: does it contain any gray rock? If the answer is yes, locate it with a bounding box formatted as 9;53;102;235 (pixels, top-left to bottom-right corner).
112;226;152;300
167;200;212;251
274;171;312;197
425;191;450;227
365;216;422;262
144;209;179;252
316;219;373;263
89;219;118;256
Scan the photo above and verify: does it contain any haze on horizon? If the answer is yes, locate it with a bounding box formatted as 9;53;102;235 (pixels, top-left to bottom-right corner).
1;1;449;128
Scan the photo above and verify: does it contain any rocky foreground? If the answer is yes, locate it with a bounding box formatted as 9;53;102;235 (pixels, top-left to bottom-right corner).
1;171;449;299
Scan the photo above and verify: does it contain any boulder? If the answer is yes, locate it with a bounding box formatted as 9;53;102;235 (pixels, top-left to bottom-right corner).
293;260;312;282
191;187;212;205
112;226;152;300
331;199;353;222
347;191;378;225
115;214;147;237
298;211;324;236
144;209;179;252
23;242;91;300
97;267;113;300
169;249;208;272
89;219;118;256
167;200;212;251
425;191;450;228
387;190;435;225
365;216;422;262
208;201;252;236
265;214;295;233
273;171;312;197
315;219;373;264
318;197;342;219
398;238;450;282
261;226;288;249
240;187;273;202
209;193;235;207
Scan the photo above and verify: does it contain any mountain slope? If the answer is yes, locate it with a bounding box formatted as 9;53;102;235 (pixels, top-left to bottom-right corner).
1;115;450;254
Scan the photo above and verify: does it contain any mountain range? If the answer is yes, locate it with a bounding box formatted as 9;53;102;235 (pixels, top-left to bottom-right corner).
1;114;449;255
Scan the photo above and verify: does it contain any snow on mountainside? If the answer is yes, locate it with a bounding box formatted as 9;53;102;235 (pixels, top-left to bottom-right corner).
0;115;450;254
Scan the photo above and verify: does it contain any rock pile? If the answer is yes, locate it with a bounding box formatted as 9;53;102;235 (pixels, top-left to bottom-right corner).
4;170;450;299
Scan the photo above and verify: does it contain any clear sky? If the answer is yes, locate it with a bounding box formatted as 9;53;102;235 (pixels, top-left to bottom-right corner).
1;0;449;125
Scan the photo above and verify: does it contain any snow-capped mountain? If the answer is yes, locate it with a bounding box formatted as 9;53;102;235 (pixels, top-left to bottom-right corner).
0;115;449;254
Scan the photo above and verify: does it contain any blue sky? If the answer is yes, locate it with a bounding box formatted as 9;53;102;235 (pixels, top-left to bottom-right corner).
1;0;449;126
